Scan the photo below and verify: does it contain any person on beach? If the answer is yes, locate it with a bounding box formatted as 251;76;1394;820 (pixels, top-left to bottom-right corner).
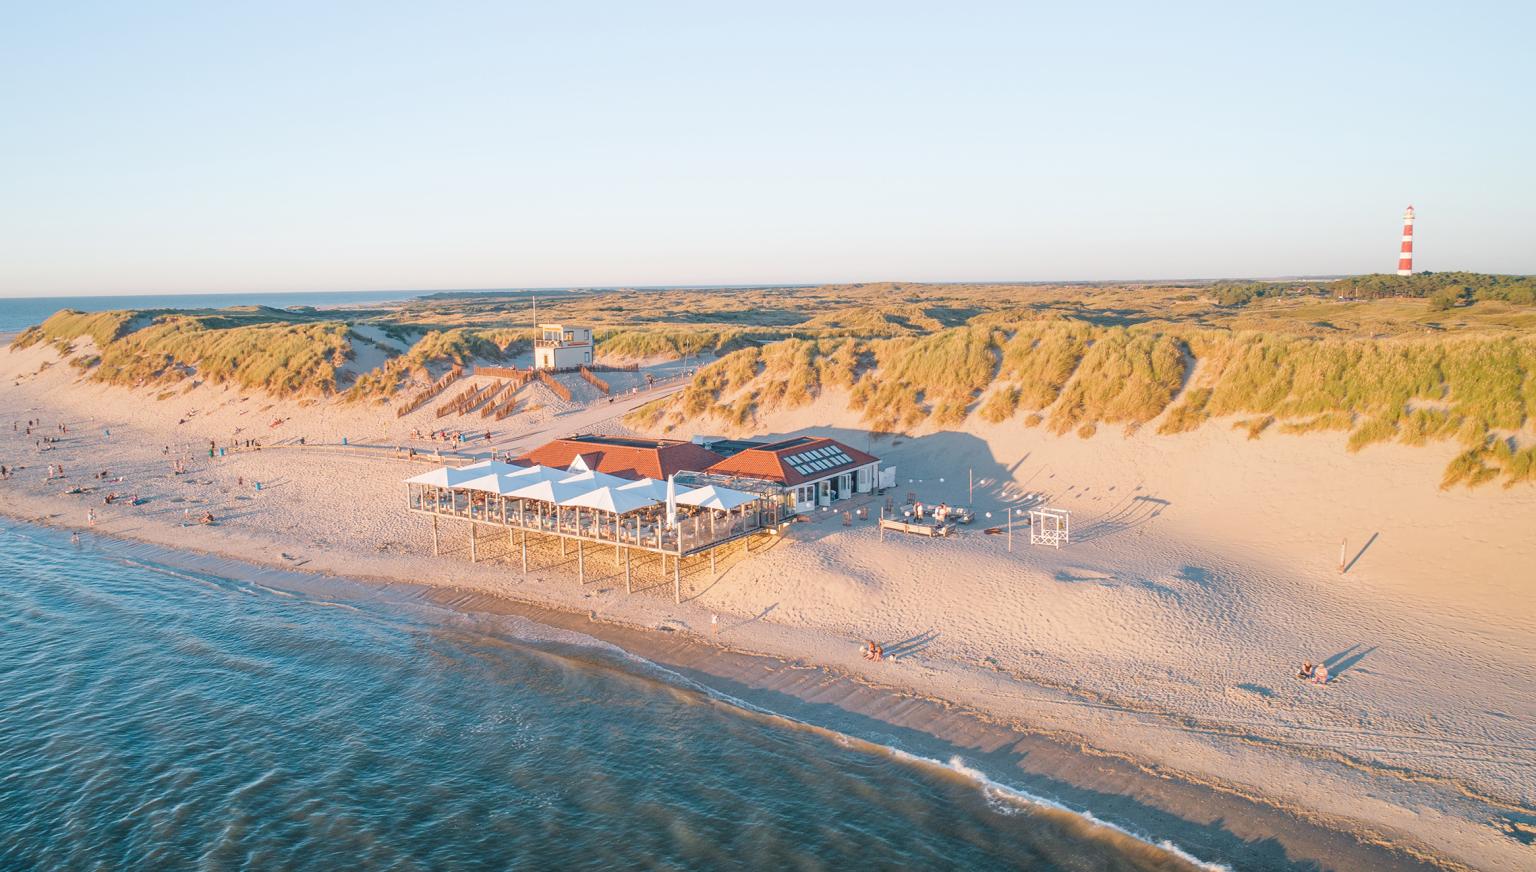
1312;663;1329;685
711;614;719;636
1297;661;1315;680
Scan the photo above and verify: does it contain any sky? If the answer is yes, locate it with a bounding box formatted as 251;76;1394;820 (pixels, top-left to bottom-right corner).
1;1;1532;297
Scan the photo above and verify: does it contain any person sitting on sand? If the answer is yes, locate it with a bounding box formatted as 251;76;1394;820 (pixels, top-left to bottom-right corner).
1312;663;1329;685
199;511;215;525
862;640;877;660
1297;661;1315;680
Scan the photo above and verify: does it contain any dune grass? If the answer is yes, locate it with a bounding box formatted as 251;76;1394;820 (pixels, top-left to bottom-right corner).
347;328;525;401
635;320;1536;488
595;329;752;361
14;277;1536;489
88;316;356;395
13;309;148;353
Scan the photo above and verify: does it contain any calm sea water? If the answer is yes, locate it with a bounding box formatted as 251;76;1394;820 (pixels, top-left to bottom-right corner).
0;521;1216;872
0;291;419;335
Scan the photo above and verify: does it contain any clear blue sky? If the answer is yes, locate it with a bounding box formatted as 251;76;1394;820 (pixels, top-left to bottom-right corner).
2;1;1531;296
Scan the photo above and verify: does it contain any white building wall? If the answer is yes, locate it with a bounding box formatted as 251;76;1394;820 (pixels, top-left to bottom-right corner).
535;344;593;369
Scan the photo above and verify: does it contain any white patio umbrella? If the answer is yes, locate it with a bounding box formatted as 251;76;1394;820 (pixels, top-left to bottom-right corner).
665;474;677;529
674;484;759;511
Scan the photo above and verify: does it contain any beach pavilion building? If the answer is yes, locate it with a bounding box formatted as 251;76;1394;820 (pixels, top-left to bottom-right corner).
400;432;883;599
697;436;882;514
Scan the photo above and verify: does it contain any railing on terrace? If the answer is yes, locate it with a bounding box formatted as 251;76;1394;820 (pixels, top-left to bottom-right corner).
405;485;787;556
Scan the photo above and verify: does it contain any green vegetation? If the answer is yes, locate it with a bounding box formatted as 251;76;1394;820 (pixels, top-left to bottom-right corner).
1333;272;1536;304
630;304;1536;488
595;329;749;361
9;273;1536;488
13;309;147;352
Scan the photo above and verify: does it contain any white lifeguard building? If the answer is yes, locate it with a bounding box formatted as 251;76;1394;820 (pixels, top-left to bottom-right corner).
534;323;593;370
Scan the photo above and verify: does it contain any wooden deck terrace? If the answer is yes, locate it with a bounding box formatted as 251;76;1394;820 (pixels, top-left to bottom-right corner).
405;485;789;602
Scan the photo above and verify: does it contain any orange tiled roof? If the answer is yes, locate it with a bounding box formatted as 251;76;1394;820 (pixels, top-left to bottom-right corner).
704;437;878;486
517;436;724;480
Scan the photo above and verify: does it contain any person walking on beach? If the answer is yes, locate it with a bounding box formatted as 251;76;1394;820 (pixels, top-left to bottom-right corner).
711;614;719;637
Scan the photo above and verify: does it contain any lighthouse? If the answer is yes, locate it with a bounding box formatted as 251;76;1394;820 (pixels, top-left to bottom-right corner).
1397;205;1415;276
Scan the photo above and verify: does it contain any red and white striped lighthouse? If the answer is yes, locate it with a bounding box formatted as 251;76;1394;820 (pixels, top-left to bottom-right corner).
1397;205;1415;276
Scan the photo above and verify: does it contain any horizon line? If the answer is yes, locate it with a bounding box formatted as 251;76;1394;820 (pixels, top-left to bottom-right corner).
0;273;1405;301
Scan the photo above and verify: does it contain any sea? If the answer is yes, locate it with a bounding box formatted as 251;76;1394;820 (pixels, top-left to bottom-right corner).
0;290;420;336
0;520;1217;871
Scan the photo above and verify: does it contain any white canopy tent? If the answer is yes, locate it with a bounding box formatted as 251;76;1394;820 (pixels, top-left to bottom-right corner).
457;460;525;476
504;478;598;505
457;472;520;495
616;477;686;502
403;466;487;488
501;463;571;486
559;485;658;516
558;469;634;491
674;484;760;511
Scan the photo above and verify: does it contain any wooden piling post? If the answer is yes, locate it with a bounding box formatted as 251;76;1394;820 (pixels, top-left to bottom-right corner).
577;538;584;584
470;521;477;563
673;554;681;604
432;514;439;555
520;529;527;574
624;547;632;594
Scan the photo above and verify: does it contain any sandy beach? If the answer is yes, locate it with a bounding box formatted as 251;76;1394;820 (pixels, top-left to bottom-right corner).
4;337;1534;871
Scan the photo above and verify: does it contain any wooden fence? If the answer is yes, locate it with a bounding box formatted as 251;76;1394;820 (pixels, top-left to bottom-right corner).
474;365;526;379
578;366;610;395
436;380;504;418
536;369;573;402
396;366;463;418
